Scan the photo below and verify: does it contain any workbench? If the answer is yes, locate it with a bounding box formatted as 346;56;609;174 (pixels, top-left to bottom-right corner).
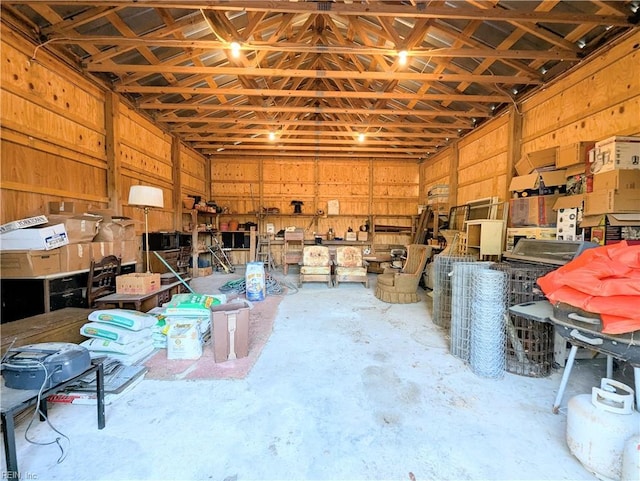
93;279;191;311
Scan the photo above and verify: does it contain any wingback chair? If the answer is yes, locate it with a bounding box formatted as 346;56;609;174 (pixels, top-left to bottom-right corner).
334;245;369;287
299;245;333;287
375;244;432;303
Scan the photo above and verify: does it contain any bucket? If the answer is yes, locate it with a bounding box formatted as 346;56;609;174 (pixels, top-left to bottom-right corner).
567;379;640;481
245;261;266;301
229;219;239;231
220;222;229;231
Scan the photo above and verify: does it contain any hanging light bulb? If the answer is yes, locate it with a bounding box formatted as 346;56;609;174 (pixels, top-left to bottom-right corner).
269;131;276;141
398;50;408;66
230;41;241;58
358;133;365;143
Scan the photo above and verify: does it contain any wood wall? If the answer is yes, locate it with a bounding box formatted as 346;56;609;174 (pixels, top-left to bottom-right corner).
0;25;209;238
421;29;640;208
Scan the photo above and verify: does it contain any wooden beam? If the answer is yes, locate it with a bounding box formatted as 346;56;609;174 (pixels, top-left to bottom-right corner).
105;91;122;215
12;2;634;26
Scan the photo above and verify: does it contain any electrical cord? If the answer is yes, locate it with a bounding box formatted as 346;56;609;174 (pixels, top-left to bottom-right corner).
24;361;70;464
218;272;299;296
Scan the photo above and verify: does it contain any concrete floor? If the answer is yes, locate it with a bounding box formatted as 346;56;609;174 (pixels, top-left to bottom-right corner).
5;269;621;480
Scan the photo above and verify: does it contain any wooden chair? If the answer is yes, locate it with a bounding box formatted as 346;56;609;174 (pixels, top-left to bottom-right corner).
87;255;121;307
298;245;333;287
375;244;432;303
334;246;369;288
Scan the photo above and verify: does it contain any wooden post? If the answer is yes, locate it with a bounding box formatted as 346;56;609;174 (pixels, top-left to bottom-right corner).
449;140;459;208
506;105;523;202
105;92;122;215
172;136;182;231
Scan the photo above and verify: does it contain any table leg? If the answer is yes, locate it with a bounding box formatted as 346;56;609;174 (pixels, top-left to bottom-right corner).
96;362;105;429
38;395;48;422
553;344;579;414
606;355;613;378
2;410;19;475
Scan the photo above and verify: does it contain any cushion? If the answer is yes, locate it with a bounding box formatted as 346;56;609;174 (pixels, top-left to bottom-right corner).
300;266;331;275
376;273;396;287
336;266;367;276
302;246;330;266
336;246;362;268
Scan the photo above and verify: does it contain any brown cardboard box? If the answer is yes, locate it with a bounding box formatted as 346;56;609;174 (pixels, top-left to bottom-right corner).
581;214;640;245
90;241;114;260
509;194;559;227
47;214;101;243
557;141;595;169
47;201;93;215
553;195;584;211
593;136;640;173
116;273;161;294
584;189;640;215
59;243;92;272
509;170;566;197
592;169;640;192
515;147;558;175
117;240;139;263
211;301;250;362
93;215;137;242
357;231;368;241
0;250;61;277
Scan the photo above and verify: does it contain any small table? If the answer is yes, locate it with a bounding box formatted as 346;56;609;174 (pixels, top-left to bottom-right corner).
94;279;191;311
1;359;105;476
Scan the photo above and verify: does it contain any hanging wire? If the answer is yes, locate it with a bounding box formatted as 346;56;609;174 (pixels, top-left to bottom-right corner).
218;272;298;296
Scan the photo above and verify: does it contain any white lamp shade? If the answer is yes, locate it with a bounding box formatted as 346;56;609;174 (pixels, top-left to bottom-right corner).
128;185;164;208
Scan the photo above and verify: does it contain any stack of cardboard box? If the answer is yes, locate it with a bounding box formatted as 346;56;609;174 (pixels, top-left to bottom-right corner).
0;202;140;277
581;136;640;245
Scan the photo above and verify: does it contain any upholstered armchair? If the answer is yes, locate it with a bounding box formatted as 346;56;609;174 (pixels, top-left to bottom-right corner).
299;245;333;287
375;244;432;303
334;246;369;287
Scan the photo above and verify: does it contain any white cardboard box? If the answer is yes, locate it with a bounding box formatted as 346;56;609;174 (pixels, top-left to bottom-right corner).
0;223;69;251
594;136;640;173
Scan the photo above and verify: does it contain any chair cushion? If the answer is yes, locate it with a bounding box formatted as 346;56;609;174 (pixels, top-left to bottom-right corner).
300;266;331;275
302;246;331;266
336;266;367;276
336;246;362;268
376;273;396;287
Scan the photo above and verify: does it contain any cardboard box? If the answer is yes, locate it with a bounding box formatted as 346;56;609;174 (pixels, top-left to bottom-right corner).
93;215;137;242
592;169;640;192
557;141;595;169
47;214;101;243
593;136;640;173
553;195;584;211
506;227;557;251
59;243;92;272
509;170;566;197
509;194;559;227
90;241;114;260
0;223;69;251
0;249;61;277
581;213;640;245
47;201;93;215
583;189;640;215
211;301;250;362
116;273;161;295
555;208;583;241
357;231;368;241
116;240;139;263
0;215;48;234
345;232;357;241
515;147;558;175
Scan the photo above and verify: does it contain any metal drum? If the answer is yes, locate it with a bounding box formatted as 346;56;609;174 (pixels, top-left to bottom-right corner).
567;379;640;481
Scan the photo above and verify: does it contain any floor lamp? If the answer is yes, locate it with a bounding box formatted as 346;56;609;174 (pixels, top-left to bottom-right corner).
128;185;164;273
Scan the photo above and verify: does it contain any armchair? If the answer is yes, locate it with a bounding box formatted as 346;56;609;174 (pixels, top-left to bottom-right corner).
374;244;432;303
334;246;369;288
299;245;333;287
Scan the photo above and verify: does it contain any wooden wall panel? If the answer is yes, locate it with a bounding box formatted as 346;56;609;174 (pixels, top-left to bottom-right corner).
0;31;108;224
372;160;420;215
211;158;260;214
521;30;640;151
180;145;207;197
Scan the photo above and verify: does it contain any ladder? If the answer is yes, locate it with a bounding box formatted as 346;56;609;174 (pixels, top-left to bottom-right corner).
256;234;275;271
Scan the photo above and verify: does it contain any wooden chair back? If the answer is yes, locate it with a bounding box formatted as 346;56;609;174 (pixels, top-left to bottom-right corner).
87;255;121;307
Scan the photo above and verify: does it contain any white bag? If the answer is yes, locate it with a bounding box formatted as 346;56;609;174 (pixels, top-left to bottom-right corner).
167;321;202;360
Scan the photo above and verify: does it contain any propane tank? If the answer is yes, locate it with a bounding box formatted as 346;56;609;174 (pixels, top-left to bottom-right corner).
622;435;640;481
567;379;640;481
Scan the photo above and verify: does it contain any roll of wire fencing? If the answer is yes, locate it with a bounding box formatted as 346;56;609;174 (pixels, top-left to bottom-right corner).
450;261;495;362
470;269;508;379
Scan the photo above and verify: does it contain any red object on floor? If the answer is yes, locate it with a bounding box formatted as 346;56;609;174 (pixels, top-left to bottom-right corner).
537;241;640;334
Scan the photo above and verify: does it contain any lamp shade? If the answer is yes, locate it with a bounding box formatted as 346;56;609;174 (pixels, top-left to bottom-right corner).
128;185;164;208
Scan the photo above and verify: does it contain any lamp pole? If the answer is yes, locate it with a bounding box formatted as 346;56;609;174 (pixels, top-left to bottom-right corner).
144;206;151;273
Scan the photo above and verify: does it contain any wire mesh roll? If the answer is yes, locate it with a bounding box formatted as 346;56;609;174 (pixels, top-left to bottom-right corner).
432;254;475;328
450;262;494;362
470;269;508;379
